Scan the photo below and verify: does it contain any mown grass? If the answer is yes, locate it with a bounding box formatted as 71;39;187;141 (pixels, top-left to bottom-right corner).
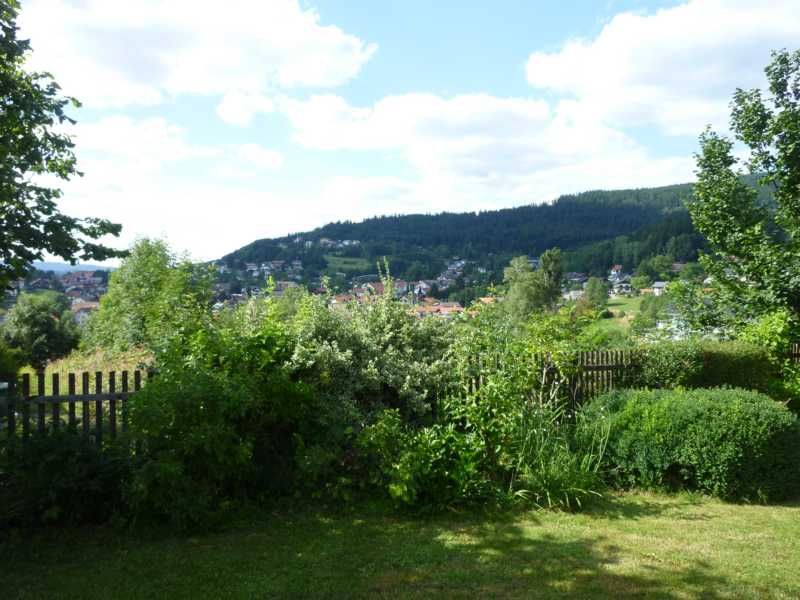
324;253;373;273
3;492;799;599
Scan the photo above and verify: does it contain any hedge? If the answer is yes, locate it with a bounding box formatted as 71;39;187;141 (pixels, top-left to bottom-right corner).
578;387;800;501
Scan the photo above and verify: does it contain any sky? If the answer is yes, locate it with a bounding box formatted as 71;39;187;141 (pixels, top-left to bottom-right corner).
16;0;800;263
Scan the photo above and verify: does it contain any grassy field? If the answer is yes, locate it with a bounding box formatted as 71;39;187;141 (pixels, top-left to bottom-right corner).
3;492;799;599
324;253;373;273
585;295;643;341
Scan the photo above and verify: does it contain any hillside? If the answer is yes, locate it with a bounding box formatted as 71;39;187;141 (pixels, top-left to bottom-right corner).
222;182;700;280
219;177;771;285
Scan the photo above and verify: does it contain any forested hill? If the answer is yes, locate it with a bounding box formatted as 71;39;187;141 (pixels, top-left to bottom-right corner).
223;182;700;277
306;183;692;254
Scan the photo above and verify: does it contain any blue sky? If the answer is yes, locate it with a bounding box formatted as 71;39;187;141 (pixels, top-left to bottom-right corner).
17;0;800;262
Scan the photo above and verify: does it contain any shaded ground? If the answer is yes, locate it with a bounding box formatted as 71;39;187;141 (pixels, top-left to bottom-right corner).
3;492;799;599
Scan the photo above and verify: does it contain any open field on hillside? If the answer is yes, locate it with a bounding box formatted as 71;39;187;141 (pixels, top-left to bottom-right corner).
4;492;799;599
324;254;374;273
585;295;643;341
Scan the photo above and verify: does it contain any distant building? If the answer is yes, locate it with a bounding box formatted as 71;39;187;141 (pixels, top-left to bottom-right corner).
609;265;624;281
652;281;668;296
71;301;100;326
563;289;585;302
613;282;632;295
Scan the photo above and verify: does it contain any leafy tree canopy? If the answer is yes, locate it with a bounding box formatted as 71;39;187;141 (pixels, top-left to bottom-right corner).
503;249;562;321
83;239;214;353
0;2;122;295
689;49;800;325
1;290;79;370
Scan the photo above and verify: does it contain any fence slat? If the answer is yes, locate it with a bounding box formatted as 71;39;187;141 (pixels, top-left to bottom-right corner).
82;372;90;437
109;371;117;440
95;372;103;444
121;371;129;433
36;372;45;434
68;374;77;430
51;373;60;432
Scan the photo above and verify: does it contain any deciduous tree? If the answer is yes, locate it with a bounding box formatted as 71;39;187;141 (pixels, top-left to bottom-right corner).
0;2;122;295
1;291;78;370
689;49;800;324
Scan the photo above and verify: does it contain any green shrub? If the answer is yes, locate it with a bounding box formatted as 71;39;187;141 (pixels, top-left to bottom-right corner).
633;339;703;388
689;341;776;393
0;339;20;380
0;431;131;529
579;388;800;501
127;308;312;529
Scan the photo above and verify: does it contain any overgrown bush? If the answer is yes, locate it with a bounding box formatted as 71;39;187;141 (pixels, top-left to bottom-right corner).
0;431;131;529
355;306;608;512
578;388;800;501
0;339;20;381
633;339;703;388
126;304;312;528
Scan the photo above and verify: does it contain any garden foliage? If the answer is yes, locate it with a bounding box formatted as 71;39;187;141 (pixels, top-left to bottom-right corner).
0;431;131;529
579;388;800;501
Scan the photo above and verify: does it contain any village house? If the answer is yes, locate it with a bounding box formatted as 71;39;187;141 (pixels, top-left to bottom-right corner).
563;289;585;302
613;282;632;295
71;301;100;326
413;280;432;296
412;300;464;319
653;281;668;296
671;262;686;273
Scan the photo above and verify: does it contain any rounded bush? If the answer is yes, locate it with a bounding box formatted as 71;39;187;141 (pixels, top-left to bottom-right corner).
633;340;703;389
578;388;800;501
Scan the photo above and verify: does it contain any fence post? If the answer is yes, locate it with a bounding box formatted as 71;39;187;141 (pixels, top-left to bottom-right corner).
68;373;77;431
95;371;103;445
82;372;90;437
21;373;30;441
109;371;117;440
36;371;45;435
51;373;60;432
121;371;129;434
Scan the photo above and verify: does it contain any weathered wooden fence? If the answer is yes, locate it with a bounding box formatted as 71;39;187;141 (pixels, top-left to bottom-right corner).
0;370;149;443
572;350;636;405
459;350;638;410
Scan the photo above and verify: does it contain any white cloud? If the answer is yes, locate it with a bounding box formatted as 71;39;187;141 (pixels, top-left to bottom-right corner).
237;144;283;170
525;0;800;135
280;92;693;206
73;116;221;170
18;0;376;110
216;91;275;126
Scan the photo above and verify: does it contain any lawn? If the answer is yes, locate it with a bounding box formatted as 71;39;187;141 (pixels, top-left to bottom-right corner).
324;253;373;273
4;492;799;599
585;295;643;341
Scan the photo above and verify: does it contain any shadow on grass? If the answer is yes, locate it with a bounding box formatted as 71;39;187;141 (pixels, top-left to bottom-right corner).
581;491;708;521
3;498;735;600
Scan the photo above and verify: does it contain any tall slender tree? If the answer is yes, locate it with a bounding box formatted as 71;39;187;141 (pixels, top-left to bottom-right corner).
689;49;800;325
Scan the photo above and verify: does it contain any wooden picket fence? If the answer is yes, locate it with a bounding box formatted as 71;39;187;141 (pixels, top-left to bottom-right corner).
460;350;637;409
1;370;149;443
571;350;636;405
